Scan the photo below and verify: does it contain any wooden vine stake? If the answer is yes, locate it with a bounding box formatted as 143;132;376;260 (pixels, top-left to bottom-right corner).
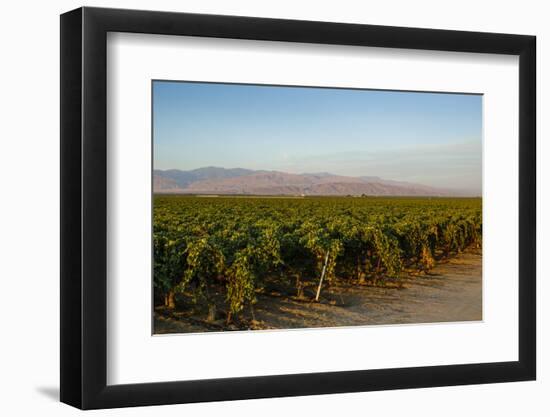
315;250;330;302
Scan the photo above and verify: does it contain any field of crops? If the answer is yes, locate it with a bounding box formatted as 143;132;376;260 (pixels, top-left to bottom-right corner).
153;196;482;323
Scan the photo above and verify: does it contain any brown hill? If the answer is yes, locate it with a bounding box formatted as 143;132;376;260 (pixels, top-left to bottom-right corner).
154;168;455;196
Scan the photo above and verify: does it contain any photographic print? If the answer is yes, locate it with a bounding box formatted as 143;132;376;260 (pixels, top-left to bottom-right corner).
152;81;482;334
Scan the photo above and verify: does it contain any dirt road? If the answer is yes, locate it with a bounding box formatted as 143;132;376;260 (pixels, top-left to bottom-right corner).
155;248;482;334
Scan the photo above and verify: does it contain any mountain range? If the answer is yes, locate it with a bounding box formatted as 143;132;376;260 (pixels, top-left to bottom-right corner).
153;167;470;197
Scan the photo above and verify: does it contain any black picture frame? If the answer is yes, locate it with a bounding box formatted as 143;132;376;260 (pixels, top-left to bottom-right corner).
60;6;536;410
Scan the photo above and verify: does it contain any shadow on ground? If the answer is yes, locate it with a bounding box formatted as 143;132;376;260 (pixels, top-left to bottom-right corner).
36;386;59;401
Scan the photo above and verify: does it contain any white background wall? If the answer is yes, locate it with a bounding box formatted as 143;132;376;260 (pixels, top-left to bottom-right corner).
0;0;546;415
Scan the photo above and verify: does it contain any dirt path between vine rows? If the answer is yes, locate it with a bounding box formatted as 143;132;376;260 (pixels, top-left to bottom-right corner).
154;248;482;334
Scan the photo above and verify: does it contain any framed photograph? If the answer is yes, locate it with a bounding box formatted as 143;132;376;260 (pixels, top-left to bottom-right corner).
60;6;536;409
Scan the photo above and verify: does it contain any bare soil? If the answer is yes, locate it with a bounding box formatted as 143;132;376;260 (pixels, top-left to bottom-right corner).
154;248;482;334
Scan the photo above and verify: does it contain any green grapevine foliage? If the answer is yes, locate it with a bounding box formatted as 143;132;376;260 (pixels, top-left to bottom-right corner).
154;196;482;320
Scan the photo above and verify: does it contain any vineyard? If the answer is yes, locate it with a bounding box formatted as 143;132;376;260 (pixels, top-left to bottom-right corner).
154;196;482;326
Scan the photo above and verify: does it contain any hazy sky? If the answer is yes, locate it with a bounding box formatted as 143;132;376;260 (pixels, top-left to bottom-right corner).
153;81;482;193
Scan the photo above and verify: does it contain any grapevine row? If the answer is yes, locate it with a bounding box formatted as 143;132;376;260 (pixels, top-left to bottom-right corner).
153;196;482;321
